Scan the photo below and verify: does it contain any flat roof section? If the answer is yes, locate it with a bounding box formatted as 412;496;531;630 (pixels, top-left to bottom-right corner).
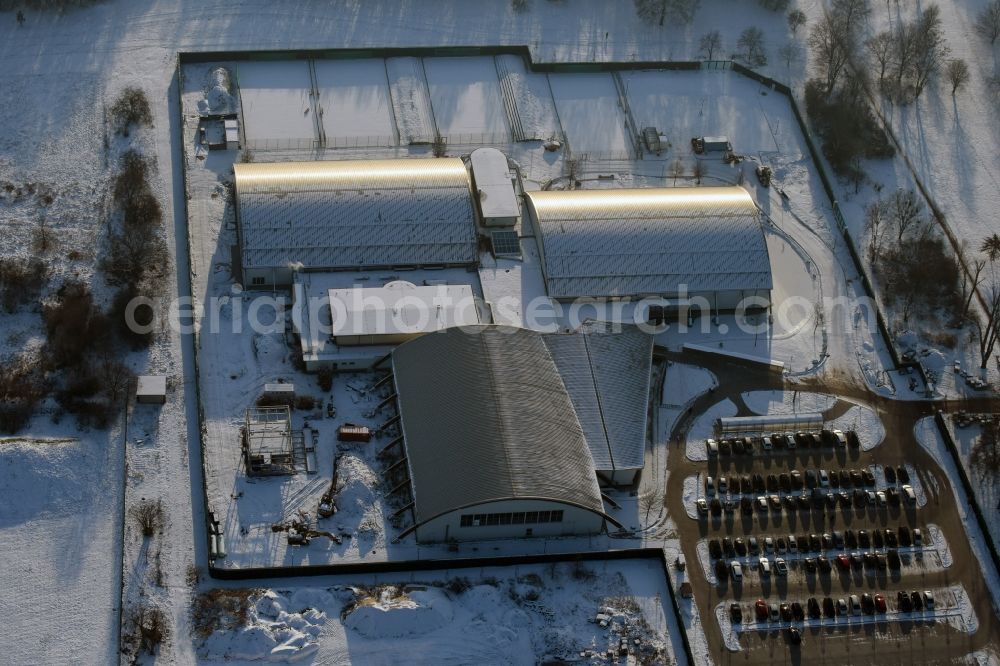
329;281;479;338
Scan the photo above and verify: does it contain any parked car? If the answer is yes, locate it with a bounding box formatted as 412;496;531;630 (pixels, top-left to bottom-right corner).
763;537;774;553
887;549;902;570
858;530;870;548
862;469;876;487
913;528;923;547
807;598;821;619
715;559;729;581
776;537;788;554
818;556;832;573
787;535;798;553
833;429;848;446
707;439;719;457
722;537;734;557
885;465;897;484
804;557;817;573
730;603;743;623
735;538;747;556
898;591;913;612
885;529;898;548
874;593;887;613
836;598;848;616
845;529;857;548
710;498;722;515
910;591;923;611
779;473;791;492
923;590;935;610
780;603;793;621
791;470;803;490
756;599;769;621
759;557;771;576
697;498;708;515
823;597;835;618
775;558;788;576
903;484;917;505
836;554;851;571
849;595;862;615
706;476;715;496
897;466;910;483
731;561;743;580
720;439;732;455
898;526;912;547
709;539;722;559
861;593;875;615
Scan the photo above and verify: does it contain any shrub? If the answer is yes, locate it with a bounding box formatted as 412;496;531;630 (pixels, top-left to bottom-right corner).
43;280;112;368
0;256;48;312
110;87;152;135
317;367;334;392
101;223;169;289
129;604;168;655
110;287;156;349
0;360;46;433
130;498;164;537
294;395;316;411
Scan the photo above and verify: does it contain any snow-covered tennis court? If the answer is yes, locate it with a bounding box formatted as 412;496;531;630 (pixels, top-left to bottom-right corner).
424;56;509;140
236;60;316;148
316;59;396;146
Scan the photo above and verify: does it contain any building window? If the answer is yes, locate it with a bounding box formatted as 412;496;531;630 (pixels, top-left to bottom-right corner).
251;276;265;286
458;509;564;528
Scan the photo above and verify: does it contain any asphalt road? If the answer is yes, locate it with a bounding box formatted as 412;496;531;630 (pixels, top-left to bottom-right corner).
664;352;1000;665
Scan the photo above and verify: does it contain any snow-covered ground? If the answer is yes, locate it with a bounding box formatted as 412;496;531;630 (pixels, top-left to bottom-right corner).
741;390;837;416
196;557;674;664
661;361;718;445
943;415;1000;556
495;54;561;141
386;57;437;144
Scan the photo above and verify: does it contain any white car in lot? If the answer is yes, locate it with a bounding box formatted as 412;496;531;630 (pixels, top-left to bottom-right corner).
833;429;848;446
849;595;862;615
697;498;708;514
759;557;771;576
876;491;887;506
819;469;830;488
731;561;743;580
707;438;719;457
775;558;788;576
761;436;773;450
902;484;917;505
706;476;715;497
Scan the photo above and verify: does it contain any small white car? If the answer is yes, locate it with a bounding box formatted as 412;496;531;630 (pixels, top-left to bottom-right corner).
902;484;917;505
775;558;788;576
706;476;715;497
833;429;848;446
707;439;719;457
697;498;708;514
759;557;771;576
731;561;743;580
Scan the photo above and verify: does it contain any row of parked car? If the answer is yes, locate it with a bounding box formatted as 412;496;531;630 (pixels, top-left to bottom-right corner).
717;546;913;582
708;526;924;560
706;465;894;497
707;429;860;457
697;484;916;516
731;589;936;625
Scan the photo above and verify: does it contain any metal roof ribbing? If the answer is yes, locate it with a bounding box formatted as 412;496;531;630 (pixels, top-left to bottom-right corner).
234;159;477;270
544;326;652;473
526;187;772;299
392;325;605;526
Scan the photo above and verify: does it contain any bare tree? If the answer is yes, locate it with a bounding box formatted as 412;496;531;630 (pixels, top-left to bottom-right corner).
758;0;789;11
946;59;970;95
635;0;667;25
699;30;722;59
976;0;1000;45
982;233;1000;262
977;282;1000;369
778;43;802;69
831;0;871;33
639;487;659;522
669;159;685;185
101;223;169;289
666;0;701;25
961;256;987;321
737;26;768;67
866;31;894;87
692;160;706;184
911;5;950;98
864;199;889;263
787;8;807;35
890;188;924;243
97;353;133;404
809;14;851;94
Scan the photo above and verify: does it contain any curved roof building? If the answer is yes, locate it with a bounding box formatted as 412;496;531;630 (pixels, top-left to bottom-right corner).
234;158;478;285
526;186;772;304
391;325;620;542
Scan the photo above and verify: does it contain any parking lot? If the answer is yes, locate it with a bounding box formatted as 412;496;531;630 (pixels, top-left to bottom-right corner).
665;356;1000;664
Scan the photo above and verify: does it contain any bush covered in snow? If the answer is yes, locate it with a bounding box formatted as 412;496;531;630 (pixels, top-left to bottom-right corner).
110;86;152;135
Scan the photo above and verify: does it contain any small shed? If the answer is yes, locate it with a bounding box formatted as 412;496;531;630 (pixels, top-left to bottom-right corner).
136;375;167;404
263;383;295;399
224;118;240;150
679;581;693;598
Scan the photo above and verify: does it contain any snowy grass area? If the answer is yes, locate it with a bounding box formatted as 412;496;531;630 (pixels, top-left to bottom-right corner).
741;390;837;416
424;57;509;138
661;362;717;444
0;424;122;665
686;399;737;461
547;73;630;155
196;558;674;664
946;417;1000;557
827;403;886;451
235;60;316;145
315;59;396;144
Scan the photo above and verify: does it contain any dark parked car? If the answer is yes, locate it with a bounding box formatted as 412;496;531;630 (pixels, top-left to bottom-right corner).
808;598;821;619
791;601;804;621
791;471;804;490
885;529;898;548
897;466;910;484
861;593;875;615
898;591;913;612
709;539;722;559
788;627;802;645
735;538;747;556
911;591;923;611
722;537;734;556
804;557;818;573
885;466;897;484
730;603;743;623
858;530;870;548
898;526;912;547
822;597;836;618
818;556;832;573
805;470;817;489
715;559;729;580
845;529;857;548
887;549;902;570
839;470;852;487
779;473;791;492
862;470;876;487
767;474;779;492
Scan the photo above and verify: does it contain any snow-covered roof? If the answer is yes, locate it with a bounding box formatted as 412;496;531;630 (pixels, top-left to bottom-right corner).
543;325;652;475
234;159;477;271
328;281;479;338
470;148;519;221
392;325;607;528
526;187;772;299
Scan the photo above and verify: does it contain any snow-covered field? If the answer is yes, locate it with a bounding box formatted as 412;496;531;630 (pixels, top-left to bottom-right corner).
495;54;561;141
196;557;674;664
386;57;437;144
